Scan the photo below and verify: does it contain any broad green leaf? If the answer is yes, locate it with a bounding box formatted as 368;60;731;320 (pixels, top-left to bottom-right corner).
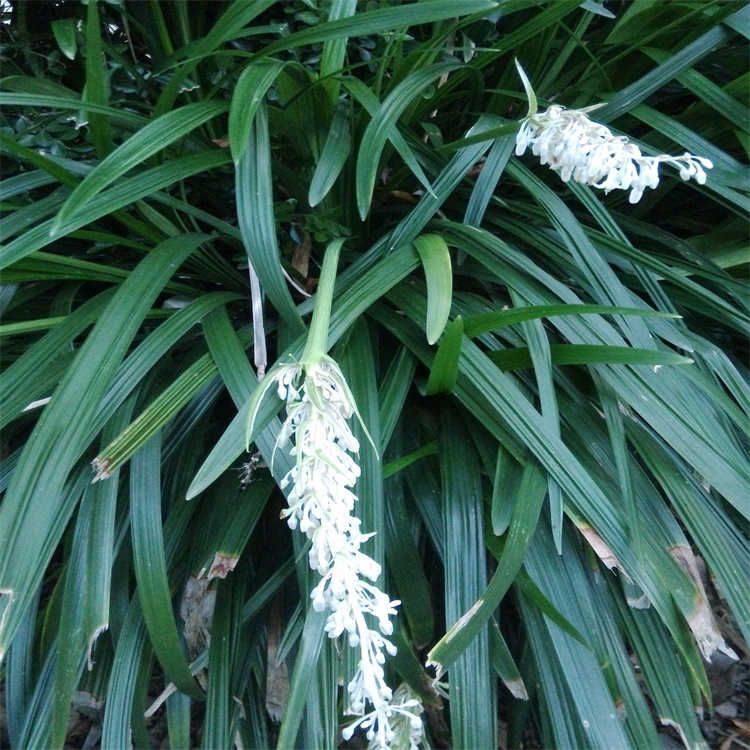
51;18;77;60
0;93;148;128
487;343;694;371
342;76;437;200
100;599;151;750
202;566;246;749
377;346;417;452
382;441;438;479
428;459;546;674
318;0;358;102
491;445;523;537
384;465;434;648
50;485;96;750
413;233;452;345
153;0;278;116
186;245;421;499
1;151;231;270
52;101;228;231
463;304;680;338
257;1;500;62
0;288;116;429
595;21;737;123
130;433;204;699
439;405;496;750
522;523;632;750
84;0;113;157
0;234;209;659
93;353;228;480
0;169;56;201
489;620;527;700
4;589;39;748
464;132;515;226
385;115;497;251
228;59;286;164
308;99;352;207
614;596;707;750
236;103;305;334
356;62;461;219
275;608;328;750
425;316;463;395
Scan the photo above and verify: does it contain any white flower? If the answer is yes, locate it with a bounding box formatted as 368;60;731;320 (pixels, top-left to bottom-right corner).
516;104;712;203
342;683;426;750
270;354;424;750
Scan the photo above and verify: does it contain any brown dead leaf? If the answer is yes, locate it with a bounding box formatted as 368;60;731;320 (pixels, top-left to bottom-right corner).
291;228;312;279
578;525;629;579
669;545;737;662
730;717;750;738
207;553;239;580
180;575;216;658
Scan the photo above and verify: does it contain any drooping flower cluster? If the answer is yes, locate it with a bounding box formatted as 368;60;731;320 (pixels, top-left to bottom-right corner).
272;354;423;750
346;682;426;750
515;104;712;203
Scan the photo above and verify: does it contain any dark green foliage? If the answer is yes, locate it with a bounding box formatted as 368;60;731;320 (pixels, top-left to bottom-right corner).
0;1;747;748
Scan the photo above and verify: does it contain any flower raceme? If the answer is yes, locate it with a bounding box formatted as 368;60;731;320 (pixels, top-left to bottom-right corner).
515;104;712;203
271;354;422;750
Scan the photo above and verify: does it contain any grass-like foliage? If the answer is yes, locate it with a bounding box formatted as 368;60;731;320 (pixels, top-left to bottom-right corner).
1;1;748;748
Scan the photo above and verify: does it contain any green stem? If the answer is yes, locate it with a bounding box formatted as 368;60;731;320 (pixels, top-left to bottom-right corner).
302;239;345;365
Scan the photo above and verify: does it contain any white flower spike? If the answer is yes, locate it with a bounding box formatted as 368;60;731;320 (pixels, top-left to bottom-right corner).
255;239;425;750
514;61;712;203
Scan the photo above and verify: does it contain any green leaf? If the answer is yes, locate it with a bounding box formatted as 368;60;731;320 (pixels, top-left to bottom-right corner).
385;115;497;251
0;170;57;201
489;620;527;700
425;316;463;395
463;304;681;338
439;405;496;750
318;0;358;102
236;103;305;334
84;0;113;157
187;245;421;499
428;459;547;674
595;23;736;123
228;59;287;164
521;523;632;750
377;346;417;452
100;599;151;750
0;288;116;430
257;1;500;62
202;566;246;749
1;151;231;270
487;343;693;371
51;19;77;60
382;441;438;479
342;76;437;201
0;234;209;659
52;101;228;232
384;467;435;648
130;432;204;699
356;62;460;219
413;233;453;345
308;99;352;207
276;608;328;750
153;0;278;116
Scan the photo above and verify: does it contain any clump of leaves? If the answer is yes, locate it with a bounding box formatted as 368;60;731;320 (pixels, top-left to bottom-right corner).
0;1;747;749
